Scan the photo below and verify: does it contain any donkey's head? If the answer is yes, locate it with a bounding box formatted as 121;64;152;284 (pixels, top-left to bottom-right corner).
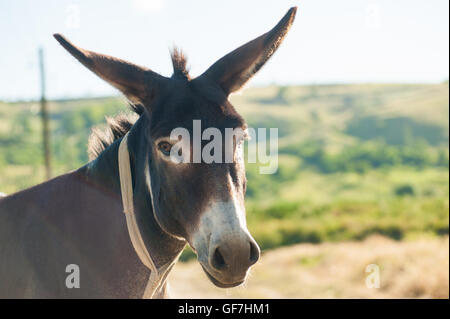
55;7;296;288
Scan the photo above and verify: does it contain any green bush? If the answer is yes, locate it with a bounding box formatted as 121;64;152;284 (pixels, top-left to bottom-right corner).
394;184;415;196
279;140;449;175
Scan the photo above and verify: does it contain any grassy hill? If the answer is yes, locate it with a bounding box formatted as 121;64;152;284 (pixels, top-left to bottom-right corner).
0;83;448;256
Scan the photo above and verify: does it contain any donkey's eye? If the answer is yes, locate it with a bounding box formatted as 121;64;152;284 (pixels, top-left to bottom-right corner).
158;141;172;156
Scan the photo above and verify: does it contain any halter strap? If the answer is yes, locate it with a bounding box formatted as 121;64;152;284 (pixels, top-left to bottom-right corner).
118;132;171;298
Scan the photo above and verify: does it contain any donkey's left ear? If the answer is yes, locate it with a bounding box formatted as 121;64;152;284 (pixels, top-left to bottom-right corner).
54;34;168;105
198;7;297;95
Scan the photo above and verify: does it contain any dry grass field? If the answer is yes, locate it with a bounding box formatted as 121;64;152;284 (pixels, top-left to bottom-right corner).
169;235;449;299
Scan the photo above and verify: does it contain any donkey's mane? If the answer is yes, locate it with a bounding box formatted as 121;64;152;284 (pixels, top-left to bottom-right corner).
87;111;137;161
87;48;190;161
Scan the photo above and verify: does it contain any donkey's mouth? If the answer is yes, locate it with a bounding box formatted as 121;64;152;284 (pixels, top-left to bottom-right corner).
201;265;245;288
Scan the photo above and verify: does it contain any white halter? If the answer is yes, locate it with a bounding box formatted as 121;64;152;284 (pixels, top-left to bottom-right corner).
118;132;175;298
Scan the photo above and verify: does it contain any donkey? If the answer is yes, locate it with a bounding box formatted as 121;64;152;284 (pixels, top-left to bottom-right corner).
0;7;296;298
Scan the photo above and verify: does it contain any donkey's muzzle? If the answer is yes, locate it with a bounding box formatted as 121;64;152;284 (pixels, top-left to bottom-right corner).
200;231;260;287
209;235;260;274
191;199;260;287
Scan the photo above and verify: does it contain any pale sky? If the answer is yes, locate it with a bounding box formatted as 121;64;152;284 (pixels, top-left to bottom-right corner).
0;0;448;101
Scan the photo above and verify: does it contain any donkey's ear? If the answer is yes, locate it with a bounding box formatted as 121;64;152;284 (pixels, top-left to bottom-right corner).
199;7;297;95
54;34;168;105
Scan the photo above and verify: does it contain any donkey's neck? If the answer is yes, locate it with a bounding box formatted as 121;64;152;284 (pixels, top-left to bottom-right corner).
79;118;185;274
81;139;122;195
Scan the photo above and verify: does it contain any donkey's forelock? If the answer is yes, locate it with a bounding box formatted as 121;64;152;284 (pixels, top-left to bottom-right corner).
170;47;190;80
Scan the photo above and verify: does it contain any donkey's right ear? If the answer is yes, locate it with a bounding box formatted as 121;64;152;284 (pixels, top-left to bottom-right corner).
54;34;168;105
198;7;297;96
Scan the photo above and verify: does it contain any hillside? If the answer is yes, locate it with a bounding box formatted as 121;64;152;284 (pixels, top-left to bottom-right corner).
235;83;449;149
0;83;448;258
1;83;448;192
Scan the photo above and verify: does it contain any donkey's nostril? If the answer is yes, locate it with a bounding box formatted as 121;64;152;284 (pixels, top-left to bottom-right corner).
249;241;260;265
211;247;227;270
209;238;260;274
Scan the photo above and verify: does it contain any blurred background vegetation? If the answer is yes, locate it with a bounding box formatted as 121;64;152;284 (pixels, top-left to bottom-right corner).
0;83;448;262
